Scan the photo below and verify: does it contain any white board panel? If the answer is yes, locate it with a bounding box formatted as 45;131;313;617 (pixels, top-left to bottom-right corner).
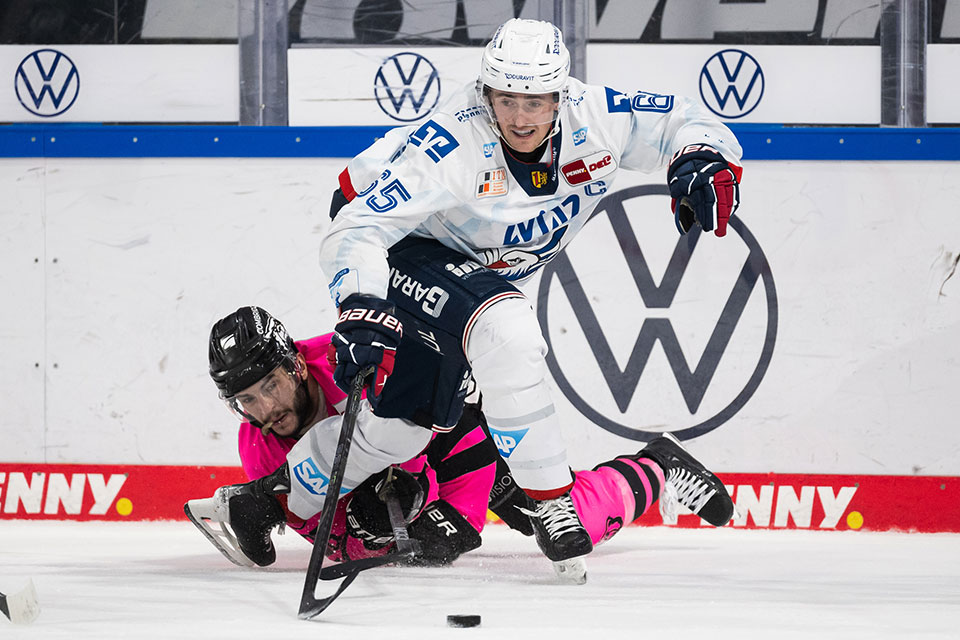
587;44;881;124
288;47;482;126
0;160;46;458
289;44;880;126
928;45;960;124
0;158;958;477
0;45;238;123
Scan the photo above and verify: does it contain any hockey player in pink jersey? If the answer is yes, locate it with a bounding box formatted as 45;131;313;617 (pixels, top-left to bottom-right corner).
190;306;734;584
194;306;493;567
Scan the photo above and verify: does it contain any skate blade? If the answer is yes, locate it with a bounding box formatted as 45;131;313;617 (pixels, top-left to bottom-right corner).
552;557;587;585
184;496;255;567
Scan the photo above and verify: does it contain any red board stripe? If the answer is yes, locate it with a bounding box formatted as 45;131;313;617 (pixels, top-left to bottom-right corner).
0;464;247;521
2;465;957;532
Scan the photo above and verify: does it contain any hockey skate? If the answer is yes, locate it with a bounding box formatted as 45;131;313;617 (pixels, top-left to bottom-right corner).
640;433;733;527
185;463;289;567
523;493;593;584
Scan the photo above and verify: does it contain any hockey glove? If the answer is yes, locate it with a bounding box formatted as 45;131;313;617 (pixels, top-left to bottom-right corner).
328;294;403;404
345;467;426;550
406;500;482;566
667;144;742;237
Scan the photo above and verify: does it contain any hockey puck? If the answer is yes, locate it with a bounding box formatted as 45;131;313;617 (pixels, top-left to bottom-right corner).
447;614;481;628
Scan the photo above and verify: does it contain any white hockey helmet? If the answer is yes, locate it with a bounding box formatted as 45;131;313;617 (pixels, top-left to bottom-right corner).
477;18;570;139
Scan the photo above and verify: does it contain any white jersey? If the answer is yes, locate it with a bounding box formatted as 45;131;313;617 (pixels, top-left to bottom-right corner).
320;77;742;304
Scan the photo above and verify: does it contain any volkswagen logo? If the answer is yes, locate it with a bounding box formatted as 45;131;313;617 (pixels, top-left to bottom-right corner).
374;52;441;122
15;49;80;117
537;185;778;441
699;49;764;119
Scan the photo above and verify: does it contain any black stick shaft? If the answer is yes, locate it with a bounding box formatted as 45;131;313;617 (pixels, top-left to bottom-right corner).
297;367;371;619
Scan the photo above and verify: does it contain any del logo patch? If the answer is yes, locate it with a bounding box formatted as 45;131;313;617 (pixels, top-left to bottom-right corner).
476;168;508;198
488;427;529;458
561;150;618;186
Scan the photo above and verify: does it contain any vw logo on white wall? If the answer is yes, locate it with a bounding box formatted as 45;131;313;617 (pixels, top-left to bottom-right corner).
699;49;764;119
374;52;441;122
15;49;80;117
538;185;778;442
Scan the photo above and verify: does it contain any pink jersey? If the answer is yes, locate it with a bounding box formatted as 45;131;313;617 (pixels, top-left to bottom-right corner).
236;333;493;561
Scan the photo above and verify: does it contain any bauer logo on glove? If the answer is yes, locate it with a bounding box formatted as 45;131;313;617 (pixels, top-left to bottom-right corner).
667;144;742;237
326;294;403;404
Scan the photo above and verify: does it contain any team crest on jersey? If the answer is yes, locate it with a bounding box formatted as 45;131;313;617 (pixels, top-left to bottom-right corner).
560;150;618;186
476;168;508;198
531;170;549;189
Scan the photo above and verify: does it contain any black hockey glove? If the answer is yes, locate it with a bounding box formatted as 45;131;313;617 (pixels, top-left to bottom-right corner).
406;500;482;566
345;467;426;551
667;144;741;237
328;294;403;405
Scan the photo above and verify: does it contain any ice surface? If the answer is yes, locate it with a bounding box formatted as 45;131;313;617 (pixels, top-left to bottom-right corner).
1;521;958;639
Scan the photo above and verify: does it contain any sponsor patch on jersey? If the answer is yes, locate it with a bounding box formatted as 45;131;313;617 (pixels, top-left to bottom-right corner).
560;150;618;186
454;105;485;122
293;458;329;496
488;427;529;458
531;170;549;189
572;126;588;146
476;168;508;198
483;141;498;158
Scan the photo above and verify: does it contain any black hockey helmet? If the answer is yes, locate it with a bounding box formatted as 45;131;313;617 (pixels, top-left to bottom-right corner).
208;306;297;398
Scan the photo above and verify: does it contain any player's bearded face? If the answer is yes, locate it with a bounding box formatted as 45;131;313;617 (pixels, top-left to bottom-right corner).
232;362;312;437
489;90;558;153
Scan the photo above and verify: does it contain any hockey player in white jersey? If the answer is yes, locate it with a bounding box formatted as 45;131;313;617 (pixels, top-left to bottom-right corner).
306;17;740;576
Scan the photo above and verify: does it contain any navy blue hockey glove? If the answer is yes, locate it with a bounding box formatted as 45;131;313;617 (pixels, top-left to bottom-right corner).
667;144;742;237
327;294;403;404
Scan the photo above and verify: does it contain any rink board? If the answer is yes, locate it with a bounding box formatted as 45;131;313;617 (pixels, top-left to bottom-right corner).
1;463;957;533
0;128;959;535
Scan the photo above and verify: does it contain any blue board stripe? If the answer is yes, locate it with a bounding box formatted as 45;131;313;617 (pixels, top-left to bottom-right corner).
2;124;959;160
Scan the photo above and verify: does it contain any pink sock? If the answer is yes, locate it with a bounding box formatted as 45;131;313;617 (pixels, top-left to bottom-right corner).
569;457;663;545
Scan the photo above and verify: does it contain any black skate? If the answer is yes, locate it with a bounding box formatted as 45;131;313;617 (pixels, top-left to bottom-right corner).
185;463;289;567
523;493;593;584
641;433;733;527
223;464;290;566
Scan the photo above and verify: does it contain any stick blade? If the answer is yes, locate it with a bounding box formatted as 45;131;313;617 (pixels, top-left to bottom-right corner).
3;580;40;625
298;571;359;620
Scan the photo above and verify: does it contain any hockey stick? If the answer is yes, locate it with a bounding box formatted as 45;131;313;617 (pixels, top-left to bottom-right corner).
382;473;422;557
0;580;40;625
298;366;373;620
